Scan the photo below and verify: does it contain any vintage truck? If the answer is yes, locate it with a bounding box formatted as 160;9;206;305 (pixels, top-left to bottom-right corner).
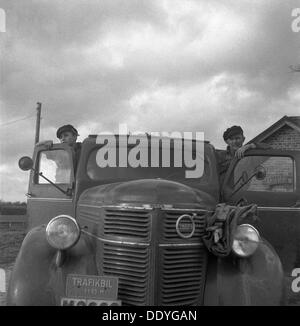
7;134;287;306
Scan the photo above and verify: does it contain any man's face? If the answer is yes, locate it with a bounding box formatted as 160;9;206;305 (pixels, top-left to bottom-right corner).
226;133;245;151
59;131;77;145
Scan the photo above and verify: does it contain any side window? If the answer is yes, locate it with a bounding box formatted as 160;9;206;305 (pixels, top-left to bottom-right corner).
38;150;72;184
234;156;295;193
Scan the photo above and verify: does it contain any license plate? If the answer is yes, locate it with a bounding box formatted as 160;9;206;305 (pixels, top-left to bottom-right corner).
61;298;121;306
66;274;119;300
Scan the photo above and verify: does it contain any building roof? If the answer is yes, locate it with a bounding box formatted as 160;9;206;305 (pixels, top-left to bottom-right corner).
249;115;300;144
289;116;300;128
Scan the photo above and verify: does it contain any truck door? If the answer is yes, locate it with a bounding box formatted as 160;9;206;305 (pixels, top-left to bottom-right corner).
26;144;75;230
222;150;300;304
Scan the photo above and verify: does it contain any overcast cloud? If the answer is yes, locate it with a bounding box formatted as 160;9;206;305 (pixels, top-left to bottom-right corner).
0;0;299;201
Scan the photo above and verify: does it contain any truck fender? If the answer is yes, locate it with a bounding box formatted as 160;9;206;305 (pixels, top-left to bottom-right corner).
7;225;98;306
204;238;286;306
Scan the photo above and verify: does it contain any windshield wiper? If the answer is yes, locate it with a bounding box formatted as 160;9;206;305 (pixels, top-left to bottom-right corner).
38;172;70;196
228;165;266;200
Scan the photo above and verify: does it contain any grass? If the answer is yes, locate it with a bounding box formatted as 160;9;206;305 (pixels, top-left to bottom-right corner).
0;225;26;306
0;229;26;266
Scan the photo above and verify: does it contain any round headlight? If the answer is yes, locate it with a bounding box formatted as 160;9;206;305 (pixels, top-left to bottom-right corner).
46;215;80;250
232;224;260;258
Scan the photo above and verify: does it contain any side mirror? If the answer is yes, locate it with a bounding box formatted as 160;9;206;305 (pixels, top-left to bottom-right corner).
18;156;34;171
254;165;266;180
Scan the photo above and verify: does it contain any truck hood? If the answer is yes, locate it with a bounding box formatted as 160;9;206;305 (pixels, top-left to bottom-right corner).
78;179;217;210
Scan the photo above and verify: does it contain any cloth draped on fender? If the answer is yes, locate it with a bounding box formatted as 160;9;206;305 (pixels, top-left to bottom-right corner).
202;203;258;257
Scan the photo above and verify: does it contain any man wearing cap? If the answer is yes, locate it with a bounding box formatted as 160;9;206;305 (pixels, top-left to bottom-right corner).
56;124;79;147
36;124;80;149
35;124;81;184
56;124;81;172
217;125;271;185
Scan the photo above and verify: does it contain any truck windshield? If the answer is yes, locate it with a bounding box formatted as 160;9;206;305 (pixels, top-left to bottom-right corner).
38;149;72;184
86;143;209;185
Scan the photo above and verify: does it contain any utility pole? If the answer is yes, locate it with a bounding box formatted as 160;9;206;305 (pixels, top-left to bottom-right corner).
34;102;42;144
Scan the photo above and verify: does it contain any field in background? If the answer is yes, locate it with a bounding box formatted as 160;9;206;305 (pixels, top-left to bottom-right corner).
0;217;26;306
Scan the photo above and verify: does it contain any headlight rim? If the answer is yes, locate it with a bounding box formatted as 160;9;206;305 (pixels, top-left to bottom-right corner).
232;223;260;258
46;214;81;250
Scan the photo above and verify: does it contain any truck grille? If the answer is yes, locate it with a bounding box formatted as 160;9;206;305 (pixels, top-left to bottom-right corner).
91;207;208;305
163;210;206;240
102;243;150;305
103;209;151;240
159;246;207;305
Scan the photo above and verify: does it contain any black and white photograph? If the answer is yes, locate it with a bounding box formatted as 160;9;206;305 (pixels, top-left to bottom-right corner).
0;0;300;308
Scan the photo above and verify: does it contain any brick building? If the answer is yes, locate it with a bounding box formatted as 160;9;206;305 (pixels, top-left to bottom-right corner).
242;116;300;193
249;115;300;150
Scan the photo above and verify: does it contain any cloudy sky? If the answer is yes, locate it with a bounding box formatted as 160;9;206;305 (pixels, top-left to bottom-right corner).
0;0;299;202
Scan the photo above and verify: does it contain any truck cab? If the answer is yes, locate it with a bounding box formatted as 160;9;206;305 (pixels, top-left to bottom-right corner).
222;149;300;304
25;143;75;230
7;134;285;306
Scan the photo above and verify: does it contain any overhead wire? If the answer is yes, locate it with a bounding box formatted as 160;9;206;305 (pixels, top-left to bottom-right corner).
0;114;35;127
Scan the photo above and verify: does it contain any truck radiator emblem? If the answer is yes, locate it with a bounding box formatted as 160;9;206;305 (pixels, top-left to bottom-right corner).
175;214;196;238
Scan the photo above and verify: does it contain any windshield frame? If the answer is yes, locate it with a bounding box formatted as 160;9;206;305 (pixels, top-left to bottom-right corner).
32;143;75;186
74;136;220;203
35;149;72;185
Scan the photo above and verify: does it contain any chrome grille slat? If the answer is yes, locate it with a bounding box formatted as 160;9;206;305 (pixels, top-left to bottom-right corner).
103;273;147;284
105;222;149;227
102;246;148;256
164;253;201;258
164;266;202;272
163;271;202;278
103;255;148;266
117;282;147;289
103;209;151;240
102;243;150;305
163;276;201;283
103;265;148;274
163;280;203;288
159;246;207;305
162;289;201;297
165;258;201;265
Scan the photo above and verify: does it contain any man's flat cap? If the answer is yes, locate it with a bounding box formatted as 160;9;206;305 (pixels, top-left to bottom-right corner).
56;124;79;139
223;125;243;141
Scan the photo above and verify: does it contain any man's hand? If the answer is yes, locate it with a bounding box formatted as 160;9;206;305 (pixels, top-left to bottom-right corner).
235;143;256;159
